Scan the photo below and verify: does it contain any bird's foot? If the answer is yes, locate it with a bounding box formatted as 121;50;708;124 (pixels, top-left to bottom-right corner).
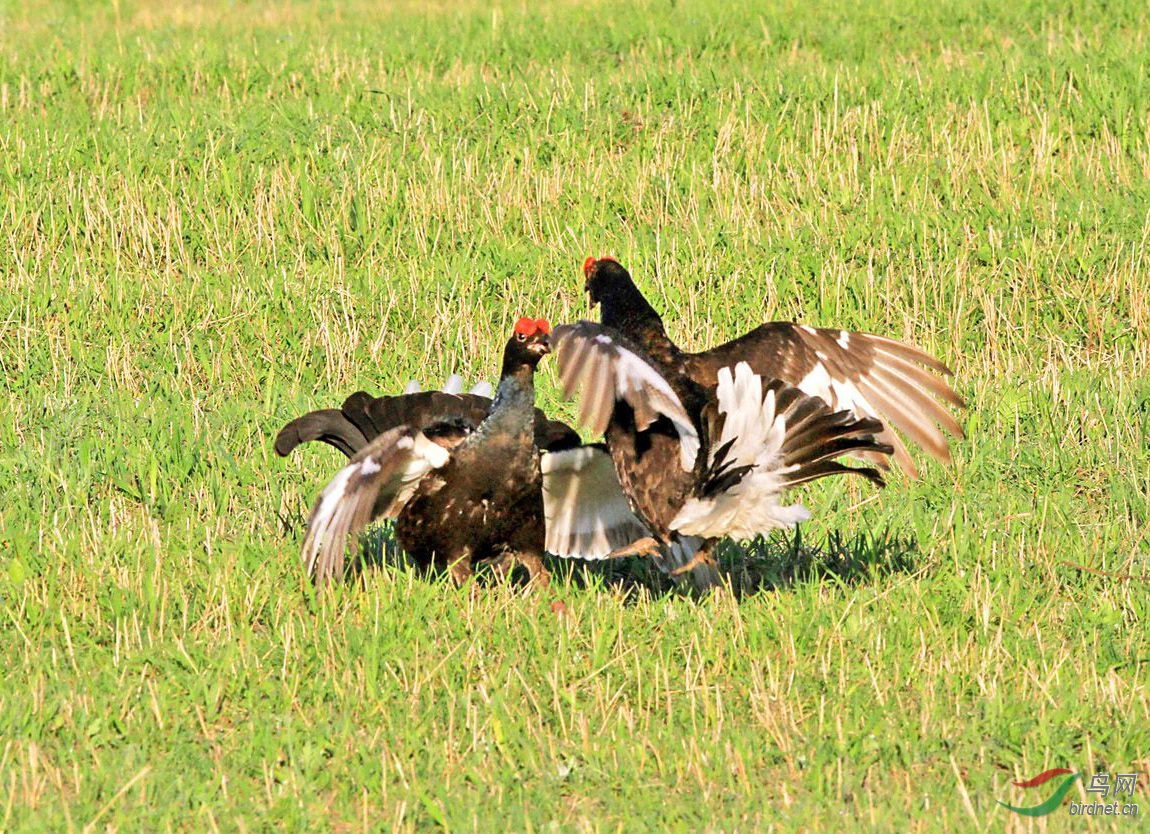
603;536;662;560
448;557;474;587
669;549;718;577
486;552;516;583
486;551;550;589
515;552;551;589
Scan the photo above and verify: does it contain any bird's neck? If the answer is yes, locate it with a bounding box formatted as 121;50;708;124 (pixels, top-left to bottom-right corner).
484;362;536;435
601;291;680;365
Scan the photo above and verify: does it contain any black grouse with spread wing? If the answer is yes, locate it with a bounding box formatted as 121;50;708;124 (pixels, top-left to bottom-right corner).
552;261;905;590
275;384;578;461
583;256;964;476
278;317;650;587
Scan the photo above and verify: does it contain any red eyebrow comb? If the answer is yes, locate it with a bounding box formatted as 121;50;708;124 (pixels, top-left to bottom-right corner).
583;255;618;278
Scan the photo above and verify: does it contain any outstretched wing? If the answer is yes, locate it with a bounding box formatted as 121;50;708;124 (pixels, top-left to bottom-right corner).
302;426;451;586
687;323;963;477
551;321;700;469
671;363;892;540
540;446;651;560
277;388;577;459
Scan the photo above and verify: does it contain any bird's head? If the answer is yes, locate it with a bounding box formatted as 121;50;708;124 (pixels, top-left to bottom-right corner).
508;316;551;366
582;255;631;307
581;255;662;331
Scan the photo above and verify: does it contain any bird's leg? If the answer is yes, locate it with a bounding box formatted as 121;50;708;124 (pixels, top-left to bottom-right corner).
447;550;473;586
664;540;724;596
496;550;549;588
602;536;663;560
653;539;722;593
486;551;516;583
668;543;718;576
515;551;550;588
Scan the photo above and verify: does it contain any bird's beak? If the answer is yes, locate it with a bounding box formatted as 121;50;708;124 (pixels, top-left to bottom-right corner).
583;257;599;307
585;277;600;308
529;335;551;356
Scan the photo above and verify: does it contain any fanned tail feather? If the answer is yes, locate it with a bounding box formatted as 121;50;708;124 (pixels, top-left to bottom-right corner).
671;363;891;540
274;409;367;458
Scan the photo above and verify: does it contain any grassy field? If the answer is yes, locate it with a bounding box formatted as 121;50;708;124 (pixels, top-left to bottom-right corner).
2;0;1148;830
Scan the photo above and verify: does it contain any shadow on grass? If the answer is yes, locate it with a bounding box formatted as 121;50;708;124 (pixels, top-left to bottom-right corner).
718;527;921;598
549;527;921;601
324;523;921;601
341;524;552;589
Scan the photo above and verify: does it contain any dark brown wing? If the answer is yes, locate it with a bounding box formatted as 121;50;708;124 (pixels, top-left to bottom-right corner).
685;322;963;477
274;408;366;458
532;415;583;453
277;390;580;459
302;426;451;586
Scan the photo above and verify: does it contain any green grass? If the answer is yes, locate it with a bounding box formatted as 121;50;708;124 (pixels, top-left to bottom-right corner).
2;0;1148;830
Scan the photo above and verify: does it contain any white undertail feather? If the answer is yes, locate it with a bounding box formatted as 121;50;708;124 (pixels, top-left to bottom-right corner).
540;447;650;559
404;376;493;399
302;428;450;583
670;363;810;540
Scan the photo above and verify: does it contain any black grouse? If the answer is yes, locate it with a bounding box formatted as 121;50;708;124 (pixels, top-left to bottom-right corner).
553;324;898;590
279;317;650;587
550;256;962;589
583;256;964;476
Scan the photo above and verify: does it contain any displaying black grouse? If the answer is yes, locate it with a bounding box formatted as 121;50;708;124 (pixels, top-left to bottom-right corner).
582;256;965;476
552;300;899;590
279;317;650;587
551;256;963;589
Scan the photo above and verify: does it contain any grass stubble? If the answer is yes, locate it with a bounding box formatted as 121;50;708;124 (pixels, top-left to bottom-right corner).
0;0;1147;830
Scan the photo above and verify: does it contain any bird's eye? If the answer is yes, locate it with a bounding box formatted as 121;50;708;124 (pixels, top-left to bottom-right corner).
516;333;526;342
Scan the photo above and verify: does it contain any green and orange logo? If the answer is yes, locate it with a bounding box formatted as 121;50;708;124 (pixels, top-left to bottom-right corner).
996;769;1082;817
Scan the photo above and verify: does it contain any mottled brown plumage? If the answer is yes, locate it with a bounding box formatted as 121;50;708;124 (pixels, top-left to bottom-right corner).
279;318;650;588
